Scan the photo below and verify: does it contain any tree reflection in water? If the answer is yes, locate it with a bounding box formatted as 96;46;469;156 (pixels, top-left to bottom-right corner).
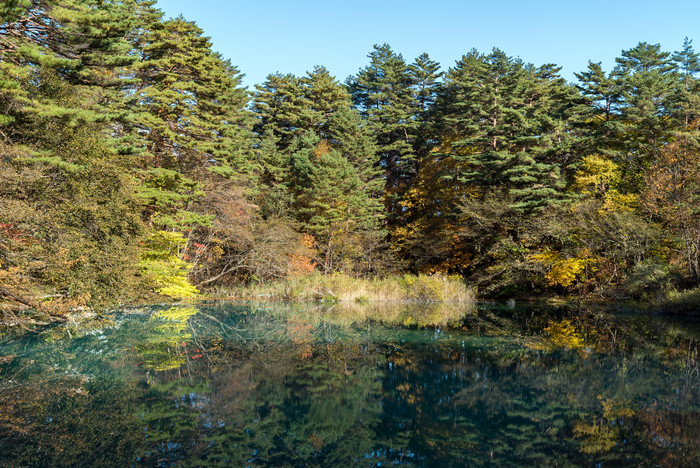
0;302;698;466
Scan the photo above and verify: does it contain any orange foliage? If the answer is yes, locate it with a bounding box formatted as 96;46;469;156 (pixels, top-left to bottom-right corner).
641;130;700;278
289;319;314;359
313;139;332;158
288;234;316;277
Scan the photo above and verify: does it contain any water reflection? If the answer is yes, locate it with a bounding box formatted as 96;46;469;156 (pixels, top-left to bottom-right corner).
0;302;698;466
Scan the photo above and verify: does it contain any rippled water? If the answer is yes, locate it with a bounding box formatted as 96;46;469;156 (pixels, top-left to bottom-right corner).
0;302;698;466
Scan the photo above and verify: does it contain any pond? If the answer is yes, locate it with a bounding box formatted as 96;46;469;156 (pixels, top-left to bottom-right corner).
0;302;698;467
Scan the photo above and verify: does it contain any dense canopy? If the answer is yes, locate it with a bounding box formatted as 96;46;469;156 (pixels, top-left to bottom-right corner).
1;0;700;312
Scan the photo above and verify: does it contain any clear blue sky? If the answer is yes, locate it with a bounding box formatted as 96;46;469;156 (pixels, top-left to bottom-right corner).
156;0;700;89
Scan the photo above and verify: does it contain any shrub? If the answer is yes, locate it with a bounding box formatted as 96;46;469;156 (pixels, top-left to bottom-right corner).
139;231;199;299
625;260;673;300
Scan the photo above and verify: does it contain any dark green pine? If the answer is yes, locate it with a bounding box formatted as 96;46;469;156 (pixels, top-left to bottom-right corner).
348;43;420;219
125;12;254;229
613;42;678;184
300;65;352;139
409;53;443;163
409;53;443;113
252;73;307;151
290;132;386;274
434;48;577;212
671;37;700;129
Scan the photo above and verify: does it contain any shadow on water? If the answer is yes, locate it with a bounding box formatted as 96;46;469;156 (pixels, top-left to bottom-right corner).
0;301;698;466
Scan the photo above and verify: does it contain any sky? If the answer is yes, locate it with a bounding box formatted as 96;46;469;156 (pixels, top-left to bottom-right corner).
155;0;700;89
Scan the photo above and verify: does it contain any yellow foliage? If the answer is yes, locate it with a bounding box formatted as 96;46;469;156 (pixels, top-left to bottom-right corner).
572;154;620;195
313;139;332;158
574;396;635;454
139;231;199;299
154;305;199;323
138;307;200;371
601;191;638;213
543;320;585;349
211;245;224;260
573;155;637;212
529;250;592;288
573;420;617;454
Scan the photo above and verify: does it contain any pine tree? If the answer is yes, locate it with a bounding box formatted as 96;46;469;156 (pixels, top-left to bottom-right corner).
300;65;351;138
326;107;382;186
574;61;626;159
123;14;253;231
252;73;306;151
612;42;679;185
252;67;351;150
0;0;138;132
131;16;250;172
348;44;420;219
290;133;386;274
409;53;443;168
409;53;442;114
671;37;700;129
434;49;575;211
0;0;147;306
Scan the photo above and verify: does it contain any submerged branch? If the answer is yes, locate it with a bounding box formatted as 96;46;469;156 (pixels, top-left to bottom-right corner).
0;286;66;322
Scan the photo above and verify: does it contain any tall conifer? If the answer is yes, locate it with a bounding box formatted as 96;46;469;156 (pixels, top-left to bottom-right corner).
348;44;420;219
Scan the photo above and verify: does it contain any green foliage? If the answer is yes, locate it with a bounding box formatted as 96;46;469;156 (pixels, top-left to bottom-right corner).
137;168;212;229
0;131;144;307
661;287;700;313
626;260;674;300
2;2;700;312
348;44;421;221
434;48;578;212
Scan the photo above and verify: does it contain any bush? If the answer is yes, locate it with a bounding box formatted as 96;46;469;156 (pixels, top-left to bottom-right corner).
659;287;700;314
625;260;673;300
139;231;199;299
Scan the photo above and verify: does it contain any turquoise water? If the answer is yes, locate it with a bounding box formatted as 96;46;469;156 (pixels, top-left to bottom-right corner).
0;302;698;466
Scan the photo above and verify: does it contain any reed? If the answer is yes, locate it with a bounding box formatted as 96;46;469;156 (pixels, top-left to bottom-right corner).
207;272;475;305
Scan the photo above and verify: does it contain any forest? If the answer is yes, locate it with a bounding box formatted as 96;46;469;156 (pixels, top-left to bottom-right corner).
1;0;700;316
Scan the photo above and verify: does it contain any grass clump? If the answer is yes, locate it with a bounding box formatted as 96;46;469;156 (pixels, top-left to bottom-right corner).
209;272;474;305
658;287;700;315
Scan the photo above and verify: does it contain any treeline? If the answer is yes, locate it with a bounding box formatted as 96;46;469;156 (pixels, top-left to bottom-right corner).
1;0;699;311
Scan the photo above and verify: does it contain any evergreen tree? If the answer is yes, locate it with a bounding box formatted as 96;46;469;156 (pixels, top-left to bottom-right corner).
0;0;138;132
290;133;386;275
574;61;625;158
125;14;253;231
254;129;294;219
671;37;700;129
252;67;350;150
0;0;146;306
409;53;442;113
434;49;575;211
300;65;351;138
348;44;420;219
612;42;679;185
326;107;382;186
252;73;306;151
131;16;250;173
409;53;443;165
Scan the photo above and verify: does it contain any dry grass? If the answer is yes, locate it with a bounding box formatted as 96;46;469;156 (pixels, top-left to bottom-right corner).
207;272;475;305
246;301;474;328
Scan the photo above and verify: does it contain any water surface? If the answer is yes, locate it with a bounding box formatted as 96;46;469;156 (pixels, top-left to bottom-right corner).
0;302;698;466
